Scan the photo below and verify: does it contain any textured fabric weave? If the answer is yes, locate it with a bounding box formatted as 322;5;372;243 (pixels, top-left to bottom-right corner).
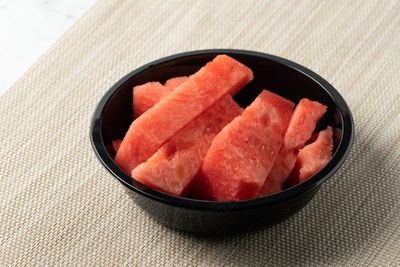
1;0;399;266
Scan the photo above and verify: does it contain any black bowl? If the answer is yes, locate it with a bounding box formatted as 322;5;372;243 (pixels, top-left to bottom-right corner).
90;49;354;235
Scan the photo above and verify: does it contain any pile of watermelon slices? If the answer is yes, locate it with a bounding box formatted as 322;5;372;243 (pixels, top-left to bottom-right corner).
113;55;333;201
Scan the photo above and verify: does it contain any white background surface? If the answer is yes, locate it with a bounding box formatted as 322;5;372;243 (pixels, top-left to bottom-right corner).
0;0;94;95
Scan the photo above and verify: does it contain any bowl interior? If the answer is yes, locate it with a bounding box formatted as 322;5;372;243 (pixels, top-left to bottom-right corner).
94;50;352;207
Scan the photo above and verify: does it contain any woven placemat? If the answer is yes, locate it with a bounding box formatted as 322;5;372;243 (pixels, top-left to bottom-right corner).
1;0;399;266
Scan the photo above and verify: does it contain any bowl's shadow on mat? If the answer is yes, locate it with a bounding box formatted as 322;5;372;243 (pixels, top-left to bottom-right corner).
154;139;395;265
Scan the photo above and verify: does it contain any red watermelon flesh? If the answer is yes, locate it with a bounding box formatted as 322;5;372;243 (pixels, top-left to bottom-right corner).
112;140;122;152
286;126;333;187
132;82;167;118
259;98;327;196
132;76;188;118
131;95;242;196
164;76;188;90
259;149;297;196
284;98;327;151
192;90;294;201
115;55;253;174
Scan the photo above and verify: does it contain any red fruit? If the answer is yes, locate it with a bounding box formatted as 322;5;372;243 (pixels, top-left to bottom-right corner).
131;95;242;196
286;126;333;187
259;149;297;196
192;90;294;201
259;98;327;196
132;76;188;118
284;98;327;151
164;76;188;90
132;82;167;118
115;55;253;174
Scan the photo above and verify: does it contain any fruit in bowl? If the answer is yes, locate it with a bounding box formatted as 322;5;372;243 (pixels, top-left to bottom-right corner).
90;49;353;234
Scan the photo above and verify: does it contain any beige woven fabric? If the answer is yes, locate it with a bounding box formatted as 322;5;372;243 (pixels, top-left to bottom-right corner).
1;0;399;266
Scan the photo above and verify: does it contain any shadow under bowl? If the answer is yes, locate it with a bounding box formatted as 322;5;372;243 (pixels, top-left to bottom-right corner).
90;49;354;235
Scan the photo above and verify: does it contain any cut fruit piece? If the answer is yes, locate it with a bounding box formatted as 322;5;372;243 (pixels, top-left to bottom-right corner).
192;90;294;201
115;55;253;174
112;140;122;153
131;95;242;196
259;149;297;196
286;126;333;187
164;76;188;90
132;82;167;118
259;98;327;196
132;76;188;118
284;98;327;151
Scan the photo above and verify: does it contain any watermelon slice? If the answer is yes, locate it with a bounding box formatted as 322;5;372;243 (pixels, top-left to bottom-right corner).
112;140;122;152
164;76;188;90
259;98;327;196
115;55;253;174
286;126;333;187
131;95;242;196
132;76;188;118
192;90;294;201
284;98;328;150
259;150;297;196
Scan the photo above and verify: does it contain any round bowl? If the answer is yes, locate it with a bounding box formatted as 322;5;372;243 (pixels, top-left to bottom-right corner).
90;49;354;235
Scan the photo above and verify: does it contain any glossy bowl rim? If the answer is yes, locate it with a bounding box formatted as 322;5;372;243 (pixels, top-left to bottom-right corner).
90;49;354;211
